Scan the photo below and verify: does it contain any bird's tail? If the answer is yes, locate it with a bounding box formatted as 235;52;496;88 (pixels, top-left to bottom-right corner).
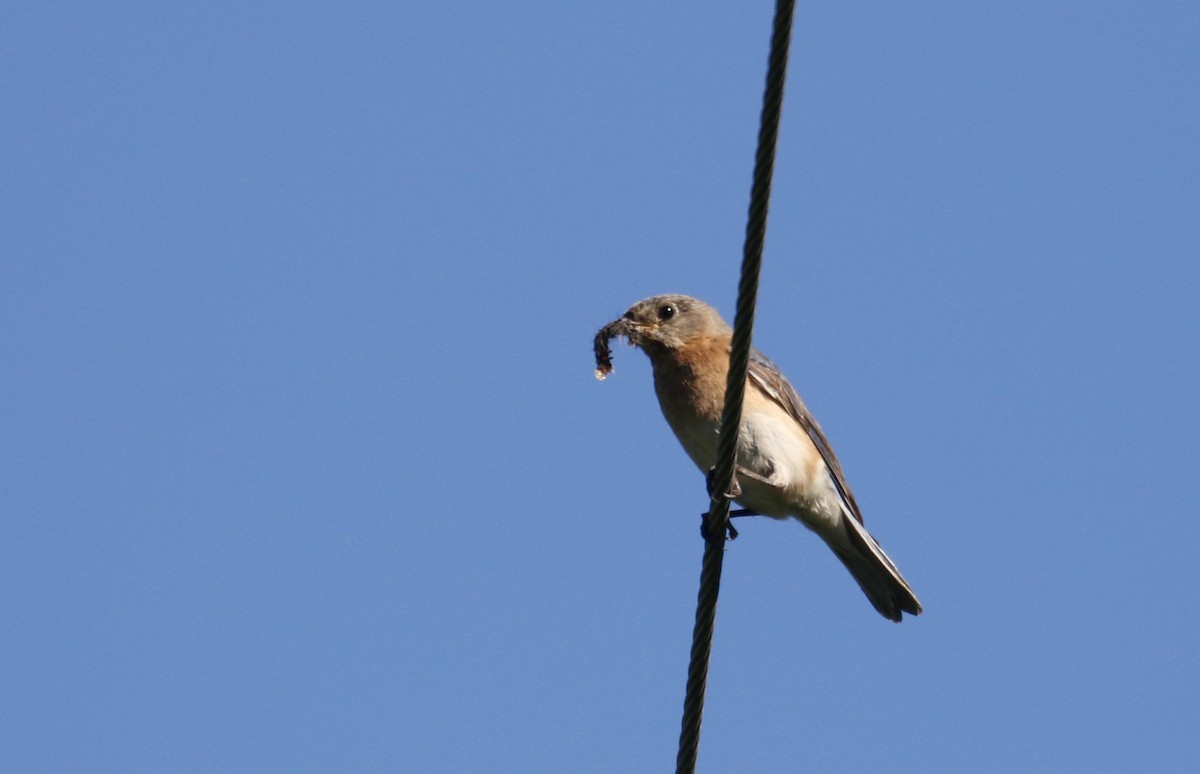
830;517;922;622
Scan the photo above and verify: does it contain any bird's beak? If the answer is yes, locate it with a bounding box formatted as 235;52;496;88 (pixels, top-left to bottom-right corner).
612;315;650;343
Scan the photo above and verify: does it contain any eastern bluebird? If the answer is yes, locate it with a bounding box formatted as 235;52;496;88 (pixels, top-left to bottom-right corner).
597;294;922;622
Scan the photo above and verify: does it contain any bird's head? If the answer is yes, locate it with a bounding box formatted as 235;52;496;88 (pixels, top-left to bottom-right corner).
594;295;730;377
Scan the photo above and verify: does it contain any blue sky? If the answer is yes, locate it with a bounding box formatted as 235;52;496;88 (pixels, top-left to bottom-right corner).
3;2;1198;772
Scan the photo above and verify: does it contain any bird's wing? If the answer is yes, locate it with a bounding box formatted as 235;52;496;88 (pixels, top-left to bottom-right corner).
746;348;864;524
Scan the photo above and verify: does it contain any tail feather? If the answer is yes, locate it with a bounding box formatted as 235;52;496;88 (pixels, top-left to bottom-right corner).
831;517;922;623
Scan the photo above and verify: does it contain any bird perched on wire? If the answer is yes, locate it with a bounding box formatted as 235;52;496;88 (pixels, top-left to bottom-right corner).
596;294;922;622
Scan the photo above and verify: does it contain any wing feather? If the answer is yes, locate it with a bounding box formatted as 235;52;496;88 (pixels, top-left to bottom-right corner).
746;349;864;524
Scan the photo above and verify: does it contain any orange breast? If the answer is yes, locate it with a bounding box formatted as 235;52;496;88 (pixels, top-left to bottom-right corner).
651;334;730;424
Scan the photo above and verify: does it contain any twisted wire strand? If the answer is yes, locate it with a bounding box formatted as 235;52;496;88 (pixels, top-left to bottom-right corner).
675;2;795;772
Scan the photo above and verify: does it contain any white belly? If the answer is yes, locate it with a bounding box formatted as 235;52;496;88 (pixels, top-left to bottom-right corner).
665;402;845;534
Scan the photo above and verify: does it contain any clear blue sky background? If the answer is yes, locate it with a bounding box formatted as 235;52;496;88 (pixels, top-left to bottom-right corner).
3;2;1198;772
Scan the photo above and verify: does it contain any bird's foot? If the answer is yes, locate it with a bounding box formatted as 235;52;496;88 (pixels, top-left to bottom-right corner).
705;466;742;500
699;512;739;543
698;507;761;542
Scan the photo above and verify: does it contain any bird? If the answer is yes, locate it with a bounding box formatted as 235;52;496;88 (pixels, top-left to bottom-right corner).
597;294;922;622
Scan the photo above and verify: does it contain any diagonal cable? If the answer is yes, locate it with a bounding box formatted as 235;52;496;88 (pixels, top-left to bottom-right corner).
674;2;795;772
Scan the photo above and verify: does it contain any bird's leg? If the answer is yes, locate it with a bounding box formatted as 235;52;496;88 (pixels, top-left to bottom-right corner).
701;467;763;542
699;508;762;542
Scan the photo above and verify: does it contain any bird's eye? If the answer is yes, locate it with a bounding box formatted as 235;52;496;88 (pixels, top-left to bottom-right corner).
658;304;676;321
